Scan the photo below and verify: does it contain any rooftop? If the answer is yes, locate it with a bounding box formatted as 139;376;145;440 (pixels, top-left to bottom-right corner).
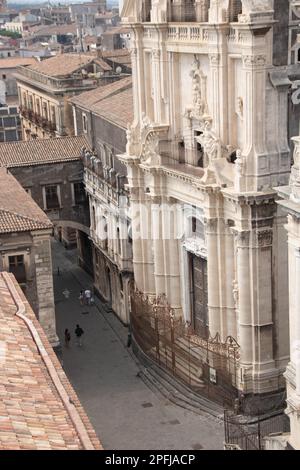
0;57;37;69
0;135;90;169
0;168;52;234
25;53;95;78
70;77;133;128
0;271;102;450
28;23;77;37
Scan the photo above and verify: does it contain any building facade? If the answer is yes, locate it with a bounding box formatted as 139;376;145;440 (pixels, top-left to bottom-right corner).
0;136;92;270
71;77;133;324
275;138;300;450
119;0;296;412
15;54;113;140
0;168;58;347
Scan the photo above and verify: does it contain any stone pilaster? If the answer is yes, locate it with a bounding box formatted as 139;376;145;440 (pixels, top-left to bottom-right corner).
205;218;221;337
32;231;59;347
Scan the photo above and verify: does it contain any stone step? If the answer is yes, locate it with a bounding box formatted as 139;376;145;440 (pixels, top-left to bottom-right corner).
133;340;224;418
140;368;208;417
139;365;223;420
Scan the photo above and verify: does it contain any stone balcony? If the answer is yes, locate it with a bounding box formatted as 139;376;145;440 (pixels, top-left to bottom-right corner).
84;169;122;206
167;23;210;43
20;106;57;134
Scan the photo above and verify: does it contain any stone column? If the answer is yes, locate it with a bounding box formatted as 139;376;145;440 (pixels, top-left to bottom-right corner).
152;196;165;295
164;198;181;310
224;220;237;339
294;248;300;396
234;230;252;365
206;218;221;336
131;188;144;292
139;196;155;295
209;44;228;145
151;48;162;123
195;0;209;22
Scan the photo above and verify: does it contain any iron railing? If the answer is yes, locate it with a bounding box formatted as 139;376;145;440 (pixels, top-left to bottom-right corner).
130;287;240;408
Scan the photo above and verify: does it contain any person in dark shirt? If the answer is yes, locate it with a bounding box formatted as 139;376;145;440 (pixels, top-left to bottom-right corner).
75;324;84;346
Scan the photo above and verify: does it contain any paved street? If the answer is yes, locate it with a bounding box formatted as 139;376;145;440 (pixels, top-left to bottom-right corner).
52;240;224;450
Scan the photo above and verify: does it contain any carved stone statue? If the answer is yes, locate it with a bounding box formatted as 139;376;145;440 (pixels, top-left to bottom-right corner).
189;60;209;122
197;121;221;163
234;149;245;192
126;123;134;155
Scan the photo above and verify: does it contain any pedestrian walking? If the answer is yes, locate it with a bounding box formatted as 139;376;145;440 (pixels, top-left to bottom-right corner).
64;329;71;347
79;290;84;305
75;324;84;347
84;288;92;306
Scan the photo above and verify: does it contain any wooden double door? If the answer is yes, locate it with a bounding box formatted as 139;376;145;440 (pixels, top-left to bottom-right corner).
190;254;208;339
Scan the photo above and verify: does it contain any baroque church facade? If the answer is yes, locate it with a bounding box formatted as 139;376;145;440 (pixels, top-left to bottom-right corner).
119;0;299;410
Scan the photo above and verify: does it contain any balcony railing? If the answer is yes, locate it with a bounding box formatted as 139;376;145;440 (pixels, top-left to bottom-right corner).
20;106;57;132
17;66;98;91
166;23;210;43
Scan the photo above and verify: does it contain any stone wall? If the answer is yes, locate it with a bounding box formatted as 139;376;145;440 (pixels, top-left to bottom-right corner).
0;229;58;346
9;160;90;247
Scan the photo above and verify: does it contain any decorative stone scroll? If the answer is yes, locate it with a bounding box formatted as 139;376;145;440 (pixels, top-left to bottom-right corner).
242;55;267;67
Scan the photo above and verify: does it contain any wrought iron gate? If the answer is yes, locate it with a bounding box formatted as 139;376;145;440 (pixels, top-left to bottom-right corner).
130;287;240;408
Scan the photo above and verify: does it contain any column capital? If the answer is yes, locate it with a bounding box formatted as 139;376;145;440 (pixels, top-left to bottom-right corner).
231;229;250;247
204;217;218;233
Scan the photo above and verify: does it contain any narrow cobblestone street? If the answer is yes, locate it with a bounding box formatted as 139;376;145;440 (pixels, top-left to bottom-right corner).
52;240;224;450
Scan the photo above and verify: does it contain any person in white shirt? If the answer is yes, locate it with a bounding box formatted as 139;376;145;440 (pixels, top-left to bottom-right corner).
84;289;91;305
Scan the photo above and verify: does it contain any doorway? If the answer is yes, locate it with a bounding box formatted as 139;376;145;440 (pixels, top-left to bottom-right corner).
190;253;208;339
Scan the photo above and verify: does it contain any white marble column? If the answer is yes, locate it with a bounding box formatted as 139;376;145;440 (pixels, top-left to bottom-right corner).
164;199;181;309
152;197;165;295
206;218;221;336
235;230;252;365
224;221;237;339
294;248;300;396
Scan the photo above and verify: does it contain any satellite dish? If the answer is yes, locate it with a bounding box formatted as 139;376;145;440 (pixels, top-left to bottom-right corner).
116;66;122;74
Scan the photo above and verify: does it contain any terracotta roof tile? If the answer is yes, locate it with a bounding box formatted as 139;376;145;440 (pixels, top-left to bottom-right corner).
70;77;133;128
0;272;102;450
0;168;52;234
101;48;130;58
0;57;37;69
0;135;90;168
26;53;95;77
